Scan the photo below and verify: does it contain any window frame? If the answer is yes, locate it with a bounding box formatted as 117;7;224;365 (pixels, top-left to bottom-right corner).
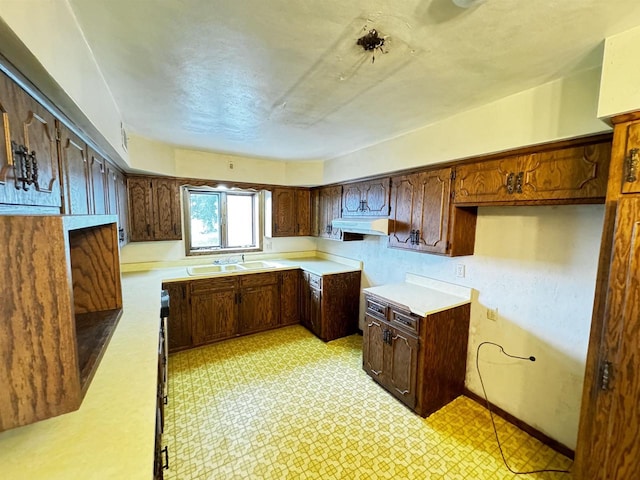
183;186;263;256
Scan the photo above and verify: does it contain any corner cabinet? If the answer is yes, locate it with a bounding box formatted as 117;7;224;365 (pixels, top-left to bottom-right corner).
128;176;182;242
453;137;612;205
362;294;470;416
388;167;477;256
269;188;311;237
0;215;122;432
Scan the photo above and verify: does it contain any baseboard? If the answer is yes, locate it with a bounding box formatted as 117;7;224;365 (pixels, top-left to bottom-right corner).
463;389;574;460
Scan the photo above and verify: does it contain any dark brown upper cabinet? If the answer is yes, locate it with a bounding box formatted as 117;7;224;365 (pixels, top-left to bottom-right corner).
453;138;611;205
342;178;391;217
270;187;311;237
0;70;60;209
389;167;476;256
128;176;182;242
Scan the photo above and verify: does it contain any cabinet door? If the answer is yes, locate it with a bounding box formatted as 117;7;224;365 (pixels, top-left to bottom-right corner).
295;189;311;235
577;197;640;478
316;187;332;238
363;315;386;379
343;179;390;217
128;177;154;241
238;272;279;334
153;178;182;240
280;270;300;326
522;144;610;201
300;271;311;329
163;282;192;352
116;171;129;245
309;286;322;338
453;155;526;204
328;186;343;240
415;168;451;255
0;72;61;208
387;327;419;409
272;188;296;236
191;284;236;345
389;173;422;249
106;164;119;216
58;123;90;214
88;148;108;214
620;120;640;194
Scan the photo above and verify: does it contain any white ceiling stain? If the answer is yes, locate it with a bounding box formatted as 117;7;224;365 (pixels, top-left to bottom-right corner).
68;0;640;161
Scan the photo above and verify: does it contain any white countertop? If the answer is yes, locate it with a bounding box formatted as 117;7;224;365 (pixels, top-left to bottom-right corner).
138;252;362;283
0;269;167;480
0;252;361;479
363;273;472;317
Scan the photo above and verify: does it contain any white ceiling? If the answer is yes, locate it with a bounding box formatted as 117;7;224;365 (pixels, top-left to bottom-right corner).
68;0;640;162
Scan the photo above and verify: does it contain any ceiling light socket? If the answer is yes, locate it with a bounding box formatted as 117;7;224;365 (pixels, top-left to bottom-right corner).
452;0;484;8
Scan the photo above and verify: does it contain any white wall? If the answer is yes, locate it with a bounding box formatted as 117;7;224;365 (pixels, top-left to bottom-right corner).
127;134;324;186
598;24;640;118
323;68;609;183
319;205;603;449
0;0;128;162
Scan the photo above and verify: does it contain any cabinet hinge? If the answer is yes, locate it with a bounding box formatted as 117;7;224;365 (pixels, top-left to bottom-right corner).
450;169;456;181
625;148;639;183
55;125;61;142
600;360;612;391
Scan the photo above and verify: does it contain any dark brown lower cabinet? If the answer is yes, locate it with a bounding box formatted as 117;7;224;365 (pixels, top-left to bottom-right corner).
238;273;279;335
279;270;300;326
162;282;191;352
363;294;470;417
162;270;304;353
300;270;361;342
154;317;168;479
190;277;237;346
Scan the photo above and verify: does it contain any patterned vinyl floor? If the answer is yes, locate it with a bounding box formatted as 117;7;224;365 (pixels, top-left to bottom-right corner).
164;325;572;479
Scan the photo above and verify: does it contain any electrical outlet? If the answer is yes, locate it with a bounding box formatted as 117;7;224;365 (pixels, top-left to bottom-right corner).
455;263;465;278
486;307;498;321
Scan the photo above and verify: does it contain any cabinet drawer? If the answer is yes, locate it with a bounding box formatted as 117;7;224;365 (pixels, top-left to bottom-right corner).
306;272;322;290
190;277;237;294
390;309;420;335
365;297;388;320
240;271;279;288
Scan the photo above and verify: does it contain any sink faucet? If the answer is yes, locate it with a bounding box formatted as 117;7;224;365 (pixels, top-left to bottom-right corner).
242;254;245;263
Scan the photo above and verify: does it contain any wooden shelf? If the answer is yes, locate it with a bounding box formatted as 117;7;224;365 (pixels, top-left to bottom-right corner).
0;215;122;432
75;308;123;391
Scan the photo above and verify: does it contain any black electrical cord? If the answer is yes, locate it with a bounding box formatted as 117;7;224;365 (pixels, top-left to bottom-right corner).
476;341;571;475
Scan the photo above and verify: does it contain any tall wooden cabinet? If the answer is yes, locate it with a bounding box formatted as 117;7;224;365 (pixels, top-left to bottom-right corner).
389;167;476;256
128;176;182;242
575;115;640;479
362;294;470;417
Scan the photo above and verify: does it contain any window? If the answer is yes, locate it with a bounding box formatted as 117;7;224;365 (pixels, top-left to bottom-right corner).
184;187;261;255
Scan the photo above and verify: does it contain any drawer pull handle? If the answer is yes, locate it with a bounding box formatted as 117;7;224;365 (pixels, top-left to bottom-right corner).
162;446;169;470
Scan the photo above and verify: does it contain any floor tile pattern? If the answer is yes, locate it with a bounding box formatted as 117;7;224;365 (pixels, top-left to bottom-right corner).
164;326;572;479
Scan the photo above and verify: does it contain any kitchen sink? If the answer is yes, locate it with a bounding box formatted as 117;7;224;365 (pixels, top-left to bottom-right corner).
186;261;280;276
238;261;278;270
187;264;247;276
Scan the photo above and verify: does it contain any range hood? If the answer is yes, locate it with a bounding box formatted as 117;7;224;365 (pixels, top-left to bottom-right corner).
331;217;390;236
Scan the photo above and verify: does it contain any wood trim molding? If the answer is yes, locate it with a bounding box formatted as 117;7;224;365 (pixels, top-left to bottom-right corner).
463;389;575;460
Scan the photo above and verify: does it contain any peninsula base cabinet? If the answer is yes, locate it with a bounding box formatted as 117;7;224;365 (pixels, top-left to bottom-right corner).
362;294;470;417
300;271;361;342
